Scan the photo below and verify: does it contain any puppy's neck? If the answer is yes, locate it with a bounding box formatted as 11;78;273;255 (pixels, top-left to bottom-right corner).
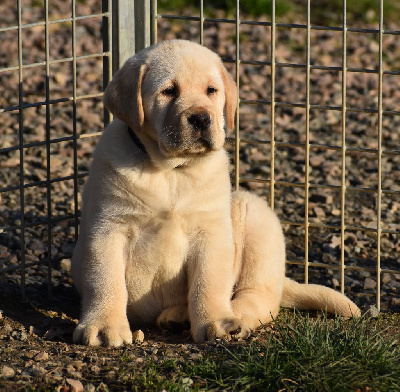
125;125;222;171
147;152;203;171
127;126;147;155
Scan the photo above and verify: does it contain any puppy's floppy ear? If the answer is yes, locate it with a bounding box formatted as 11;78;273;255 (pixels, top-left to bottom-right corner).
219;63;238;132
104;58;147;131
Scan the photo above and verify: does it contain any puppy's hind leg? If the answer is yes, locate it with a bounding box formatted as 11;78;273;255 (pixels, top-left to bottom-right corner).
156;304;190;334
230;191;286;331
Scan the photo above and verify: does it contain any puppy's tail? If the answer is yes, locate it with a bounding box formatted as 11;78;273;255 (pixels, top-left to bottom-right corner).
281;277;361;317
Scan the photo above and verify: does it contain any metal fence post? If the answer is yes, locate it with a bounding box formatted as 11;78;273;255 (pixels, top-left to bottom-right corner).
111;0;136;75
134;0;153;53
109;0;156;74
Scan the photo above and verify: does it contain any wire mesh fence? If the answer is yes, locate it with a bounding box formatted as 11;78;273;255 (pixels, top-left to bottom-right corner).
0;0;112;300
0;0;399;311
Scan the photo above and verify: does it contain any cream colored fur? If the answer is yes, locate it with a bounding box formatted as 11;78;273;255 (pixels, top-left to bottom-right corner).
71;40;360;347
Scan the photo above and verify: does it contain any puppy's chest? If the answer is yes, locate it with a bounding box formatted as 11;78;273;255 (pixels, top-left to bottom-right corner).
129;203;193;283
128;169;224;262
132;169;219;220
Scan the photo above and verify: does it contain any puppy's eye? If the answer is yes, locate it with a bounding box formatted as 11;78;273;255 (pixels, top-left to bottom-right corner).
207;86;217;95
161;86;177;97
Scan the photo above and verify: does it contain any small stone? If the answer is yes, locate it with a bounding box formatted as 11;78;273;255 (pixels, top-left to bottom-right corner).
330;236;341;248
309;193;333;204
29;240;45;255
54;72;68;86
364;278;377;290
363;305;380;318
35;352;49;361
390;298;400;306
12;330;28;341
90;365;101;374
1;365;15;378
132;329;145;343
31;364;47;375
182;377;194;388
66;378;84;392
360;271;371;278
310;155;324;167
312;206;325;218
70;360;84;370
3;322;13;333
60;259;71;272
249;151;266;161
332;278;340;288
66;365;82;378
382;273;392;285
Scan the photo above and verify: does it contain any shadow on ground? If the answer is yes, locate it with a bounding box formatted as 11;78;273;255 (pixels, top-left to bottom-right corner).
0;279;80;343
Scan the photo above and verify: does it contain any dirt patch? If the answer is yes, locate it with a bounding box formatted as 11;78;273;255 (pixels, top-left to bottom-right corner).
1;281;399;391
0;281;253;391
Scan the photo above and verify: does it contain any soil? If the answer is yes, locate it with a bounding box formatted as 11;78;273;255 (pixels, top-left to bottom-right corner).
0;281;229;391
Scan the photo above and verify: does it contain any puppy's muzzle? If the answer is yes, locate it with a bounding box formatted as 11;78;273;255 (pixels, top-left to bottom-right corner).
188;112;211;139
161;107;217;155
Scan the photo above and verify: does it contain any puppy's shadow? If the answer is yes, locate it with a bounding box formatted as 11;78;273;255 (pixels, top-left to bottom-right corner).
0;279;80;343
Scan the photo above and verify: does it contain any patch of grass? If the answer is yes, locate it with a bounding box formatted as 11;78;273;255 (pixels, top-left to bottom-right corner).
118;311;399;391
158;0;293;18
310;0;400;25
186;312;399;391
158;0;400;23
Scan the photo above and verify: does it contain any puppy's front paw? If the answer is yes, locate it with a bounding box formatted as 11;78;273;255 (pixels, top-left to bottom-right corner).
73;316;132;347
192;317;251;343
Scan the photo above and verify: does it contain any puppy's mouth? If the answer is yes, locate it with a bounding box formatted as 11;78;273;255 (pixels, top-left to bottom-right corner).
193;136;212;148
160;110;223;156
160;132;213;156
187;136;213;154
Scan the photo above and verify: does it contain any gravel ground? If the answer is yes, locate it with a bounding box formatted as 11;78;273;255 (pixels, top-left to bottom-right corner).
1;282;246;391
0;1;399;390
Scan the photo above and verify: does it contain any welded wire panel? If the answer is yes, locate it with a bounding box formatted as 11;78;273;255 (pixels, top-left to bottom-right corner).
0;0;399;311
0;1;112;300
155;0;400;311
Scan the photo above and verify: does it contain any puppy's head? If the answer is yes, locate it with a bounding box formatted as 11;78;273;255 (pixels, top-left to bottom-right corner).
104;40;237;159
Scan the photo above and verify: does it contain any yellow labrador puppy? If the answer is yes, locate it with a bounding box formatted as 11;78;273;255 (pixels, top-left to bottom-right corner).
71;40;360;346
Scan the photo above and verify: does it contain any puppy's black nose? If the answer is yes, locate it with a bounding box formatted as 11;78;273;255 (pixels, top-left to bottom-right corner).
188;112;211;132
